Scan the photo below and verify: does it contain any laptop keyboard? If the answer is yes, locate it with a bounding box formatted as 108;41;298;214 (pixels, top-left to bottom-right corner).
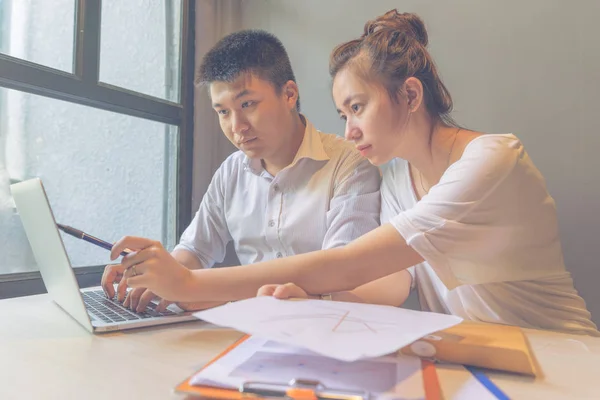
81;289;176;324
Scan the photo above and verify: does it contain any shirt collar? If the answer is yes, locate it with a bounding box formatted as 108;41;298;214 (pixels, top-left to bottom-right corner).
289;115;330;167
243;115;330;175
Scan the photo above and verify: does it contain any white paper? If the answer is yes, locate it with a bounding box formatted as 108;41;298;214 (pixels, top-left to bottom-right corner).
191;336;426;400
194;297;461;362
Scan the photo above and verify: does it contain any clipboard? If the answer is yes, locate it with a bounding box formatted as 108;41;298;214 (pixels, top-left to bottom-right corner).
174;335;443;400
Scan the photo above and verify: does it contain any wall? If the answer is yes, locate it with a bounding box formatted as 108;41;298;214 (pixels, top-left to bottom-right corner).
240;0;600;322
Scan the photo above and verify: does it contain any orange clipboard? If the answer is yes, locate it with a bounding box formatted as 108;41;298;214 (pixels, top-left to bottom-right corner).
174;335;442;400
175;335;251;399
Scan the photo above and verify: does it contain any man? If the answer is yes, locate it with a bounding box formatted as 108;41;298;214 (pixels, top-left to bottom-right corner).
101;30;381;311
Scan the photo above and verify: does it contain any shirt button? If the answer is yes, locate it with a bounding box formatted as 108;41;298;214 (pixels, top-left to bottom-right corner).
276;252;283;258
268;220;275;227
273;184;280;192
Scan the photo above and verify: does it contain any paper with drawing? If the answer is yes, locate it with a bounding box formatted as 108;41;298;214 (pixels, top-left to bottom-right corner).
194;297;462;362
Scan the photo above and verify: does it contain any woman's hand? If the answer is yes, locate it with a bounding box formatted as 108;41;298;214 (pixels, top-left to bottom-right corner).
257;282;314;299
109;236;193;302
257;282;373;304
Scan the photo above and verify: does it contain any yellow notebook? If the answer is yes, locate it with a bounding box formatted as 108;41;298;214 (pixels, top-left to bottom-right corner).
400;321;541;376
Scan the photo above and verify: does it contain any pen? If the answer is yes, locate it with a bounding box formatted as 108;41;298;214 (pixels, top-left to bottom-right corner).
56;223;132;257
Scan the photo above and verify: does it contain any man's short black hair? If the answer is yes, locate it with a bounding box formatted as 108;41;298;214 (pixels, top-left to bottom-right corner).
197;29;300;110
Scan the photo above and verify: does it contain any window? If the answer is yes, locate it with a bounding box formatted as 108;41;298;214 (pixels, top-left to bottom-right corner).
0;0;194;295
100;0;182;101
0;0;76;72
1;87;178;272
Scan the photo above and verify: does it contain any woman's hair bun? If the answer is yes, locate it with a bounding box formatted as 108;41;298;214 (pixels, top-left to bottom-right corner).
363;9;428;47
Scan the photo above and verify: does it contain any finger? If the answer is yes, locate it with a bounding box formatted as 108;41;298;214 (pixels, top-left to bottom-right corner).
110;236;153;261
136;290;157;313
125;287;145;310
273;283;307;299
121;261;150;280
123;285;133;307
126;274;151;291
257;284;278;297
101;265;114;298
155;298;173;313
120;260;156;292
101;264;125;298
120;243;163;270
117;274;129;302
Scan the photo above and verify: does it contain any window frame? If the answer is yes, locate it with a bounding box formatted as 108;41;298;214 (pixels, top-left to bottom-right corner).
0;0;195;295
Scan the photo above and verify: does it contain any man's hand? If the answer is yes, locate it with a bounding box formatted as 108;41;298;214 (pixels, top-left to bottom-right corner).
108;236;193;302
257;282;312;299
121;288;156;312
101;263;129;301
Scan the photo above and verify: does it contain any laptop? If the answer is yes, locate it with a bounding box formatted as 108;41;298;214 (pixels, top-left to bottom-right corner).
10;178;197;333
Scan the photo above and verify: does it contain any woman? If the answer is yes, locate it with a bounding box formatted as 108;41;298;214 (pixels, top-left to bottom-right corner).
111;10;598;335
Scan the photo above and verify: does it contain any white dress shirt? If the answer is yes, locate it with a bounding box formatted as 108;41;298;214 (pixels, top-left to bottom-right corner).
175;118;381;268
382;134;598;335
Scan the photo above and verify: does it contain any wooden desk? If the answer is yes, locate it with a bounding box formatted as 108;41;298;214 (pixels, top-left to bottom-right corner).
1;294;599;399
